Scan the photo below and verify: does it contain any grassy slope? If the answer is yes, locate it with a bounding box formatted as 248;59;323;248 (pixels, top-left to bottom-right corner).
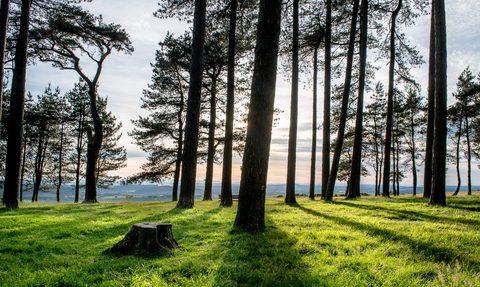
0;195;479;286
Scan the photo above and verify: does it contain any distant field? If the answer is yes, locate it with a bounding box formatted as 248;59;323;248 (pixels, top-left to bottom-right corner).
1;194;479;286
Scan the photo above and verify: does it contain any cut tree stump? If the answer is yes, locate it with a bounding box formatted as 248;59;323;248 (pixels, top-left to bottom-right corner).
104;222;182;256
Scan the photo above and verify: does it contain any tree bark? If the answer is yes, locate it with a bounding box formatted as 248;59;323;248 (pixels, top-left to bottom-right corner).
309;46;318;200
234;0;282;232
465;116;472;195
104;223;182;255
83;85;102;203
3;0;32;209
172;95;184;202
423;0;435;198
429;0;447;206
321;0;332;200
382;0;402;197
347;0;368;199
177;0;207;209
453;118;462;196
204;78;217;201
410;111;417;196
220;0;237;208
74;116;84;203
57;118;65;203
0;0;10;132
285;0;299;204
325;0;360;201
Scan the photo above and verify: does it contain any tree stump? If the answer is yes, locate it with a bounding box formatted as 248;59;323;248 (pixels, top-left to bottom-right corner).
104;222;182;256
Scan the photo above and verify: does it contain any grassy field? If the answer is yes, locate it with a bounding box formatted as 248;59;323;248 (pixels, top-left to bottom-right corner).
1;194;479;286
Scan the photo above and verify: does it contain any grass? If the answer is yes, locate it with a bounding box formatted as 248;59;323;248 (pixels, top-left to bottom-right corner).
1;195;479;286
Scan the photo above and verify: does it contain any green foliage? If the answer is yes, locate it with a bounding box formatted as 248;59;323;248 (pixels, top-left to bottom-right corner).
1;195;479;286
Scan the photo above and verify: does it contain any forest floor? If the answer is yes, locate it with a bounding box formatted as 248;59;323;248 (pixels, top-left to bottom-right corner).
0;193;479;286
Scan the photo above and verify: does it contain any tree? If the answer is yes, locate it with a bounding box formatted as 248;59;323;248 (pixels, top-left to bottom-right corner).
423;0;435;198
347;0;369;199
176;0;207;208
129;32;190;201
285;0;299;204
65;79;90;203
30;4;133;203
448;102;463;196
403;88;425;196
452;67;480;196
234;0;282;232
324;0;360;201
220;0;237;207
95;97;127;188
429;0;447;206
322;0;332;199
381;0;403;197
2;0;32;208
364;82;386;196
0;0;10;131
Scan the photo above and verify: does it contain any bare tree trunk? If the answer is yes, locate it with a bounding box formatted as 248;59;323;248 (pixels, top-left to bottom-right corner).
220;0;237;208
177;0;207;209
325;0;360;201
3;0;32;209
234;0;282;232
429;0;447;206
453;119;462;196
465;117;472;195
347;0;368;199
321;0;332;200
309;46;318;200
382;0;402;197
285;0;299;204
423;0;435;198
83;86;102;203
172;95;184;202
410;115;417;196
33;126;46;202
57;119;65;203
19;135;27;202
0;0;10;132
74;117;84;203
204;78;217;201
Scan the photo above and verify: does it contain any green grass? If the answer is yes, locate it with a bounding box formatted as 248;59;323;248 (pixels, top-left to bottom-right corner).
1;195;479;286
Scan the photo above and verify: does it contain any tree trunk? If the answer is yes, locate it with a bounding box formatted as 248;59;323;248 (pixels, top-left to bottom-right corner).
83;86;102;204
309;45;318;200
410;113;417;196
395;134;400;195
429;0;447;206
453;119;462;196
382;0;402;197
286;0;299;204
220;0;237;208
74;116;84;203
177;0;207;209
325;0;360;201
392;139;396;196
0;0;10;132
104;223;182;255
3;0;32;209
234;0;282;233
33;125;46;202
172;99;184;201
347;0;368;199
19;135;27;202
57;119;65;203
423;0;435;198
321;0;332;200
465;117;472;195
204;78;217;201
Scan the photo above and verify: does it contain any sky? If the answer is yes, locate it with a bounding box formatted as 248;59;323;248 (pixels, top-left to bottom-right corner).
19;0;480;187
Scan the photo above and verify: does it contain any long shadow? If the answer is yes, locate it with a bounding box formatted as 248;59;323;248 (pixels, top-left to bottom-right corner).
212;215;321;287
333;200;480;227
293;203;479;271
447;196;480;212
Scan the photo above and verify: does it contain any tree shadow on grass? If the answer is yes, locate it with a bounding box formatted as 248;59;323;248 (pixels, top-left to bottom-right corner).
294;203;479;271
213;216;325;287
333;200;480;227
447;196;480;212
